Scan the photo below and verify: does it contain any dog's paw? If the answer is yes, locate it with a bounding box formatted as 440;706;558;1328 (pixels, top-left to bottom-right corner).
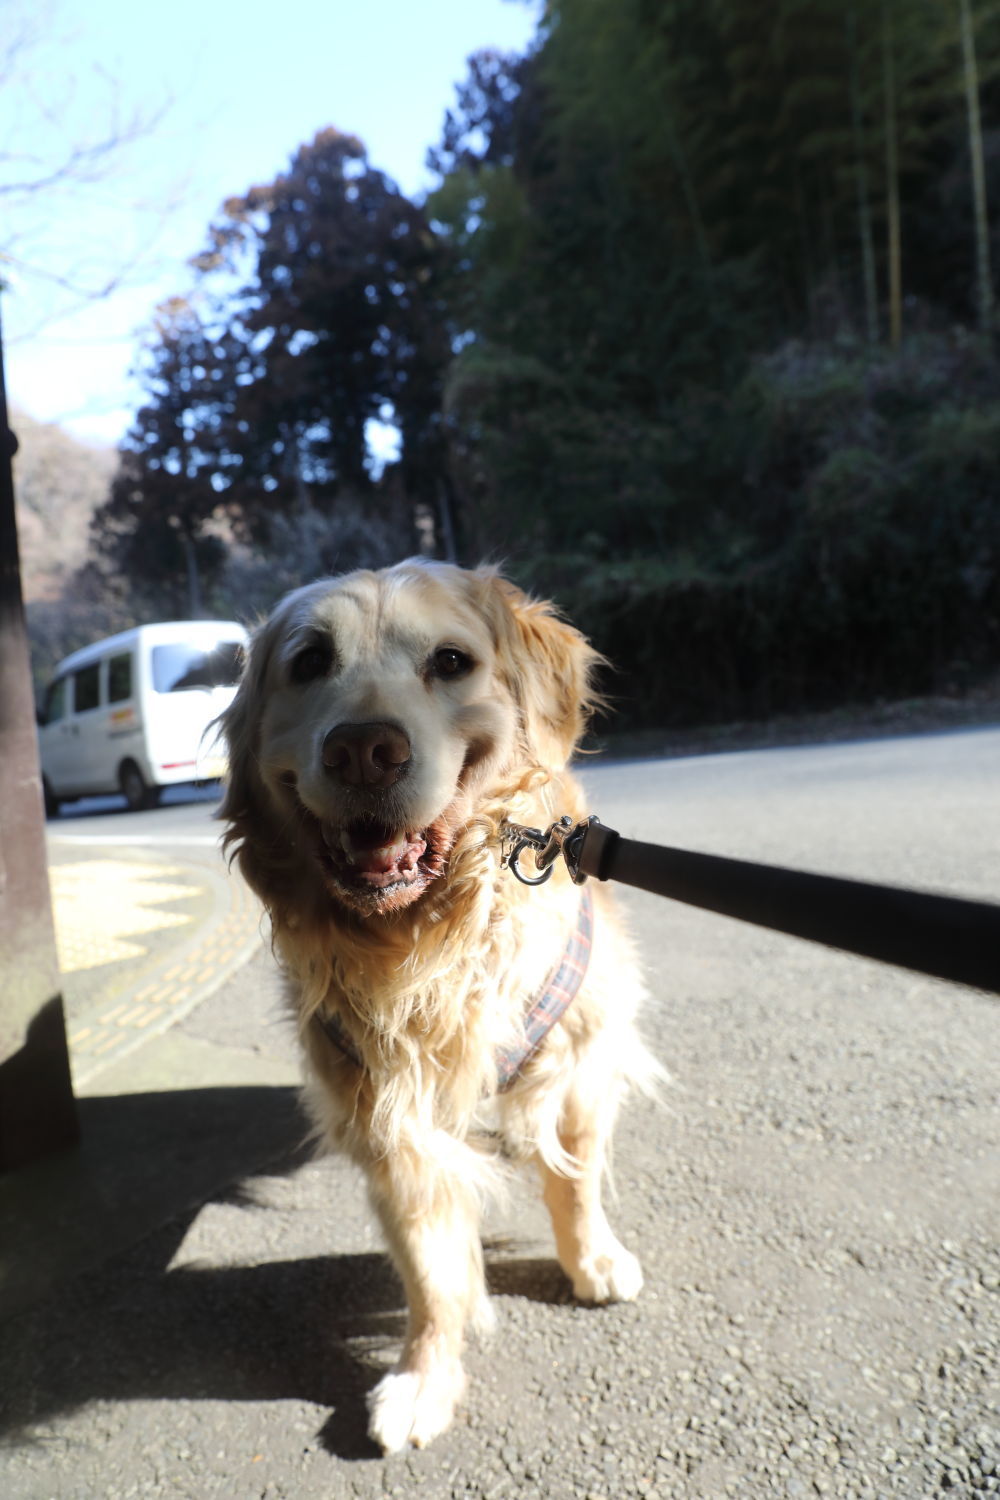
571;1240;644;1304
470;1288;497;1341
367;1361;466;1453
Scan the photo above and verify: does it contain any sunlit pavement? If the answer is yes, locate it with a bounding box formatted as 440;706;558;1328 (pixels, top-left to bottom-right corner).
43;786;266;1088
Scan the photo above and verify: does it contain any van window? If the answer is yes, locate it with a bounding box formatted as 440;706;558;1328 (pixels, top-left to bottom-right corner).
108;652;133;703
73;662;101;713
44;677;69;724
151;639;244;693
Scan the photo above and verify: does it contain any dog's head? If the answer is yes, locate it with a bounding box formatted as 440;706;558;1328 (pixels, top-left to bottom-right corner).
219;560;602;918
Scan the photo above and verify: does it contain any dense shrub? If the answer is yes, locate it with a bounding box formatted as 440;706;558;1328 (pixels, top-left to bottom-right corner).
494;334;1000;729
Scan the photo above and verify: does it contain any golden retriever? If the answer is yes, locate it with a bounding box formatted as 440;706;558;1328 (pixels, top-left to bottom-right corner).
218;559;660;1453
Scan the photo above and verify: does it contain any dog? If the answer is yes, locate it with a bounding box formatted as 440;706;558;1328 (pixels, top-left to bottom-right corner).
218;559;660;1453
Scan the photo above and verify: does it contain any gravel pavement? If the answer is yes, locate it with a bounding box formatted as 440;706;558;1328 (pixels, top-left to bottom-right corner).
1;727;998;1499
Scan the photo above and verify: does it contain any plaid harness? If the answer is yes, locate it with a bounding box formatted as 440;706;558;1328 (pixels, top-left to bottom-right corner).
315;885;594;1093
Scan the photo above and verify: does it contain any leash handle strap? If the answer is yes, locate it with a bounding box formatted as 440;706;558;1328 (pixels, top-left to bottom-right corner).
576;821;1000;997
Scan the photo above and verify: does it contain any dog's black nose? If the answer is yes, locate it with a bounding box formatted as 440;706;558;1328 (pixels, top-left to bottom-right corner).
322;721;411;789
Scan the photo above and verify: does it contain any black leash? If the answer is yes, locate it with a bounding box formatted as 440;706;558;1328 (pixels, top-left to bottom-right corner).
501;816;1000;998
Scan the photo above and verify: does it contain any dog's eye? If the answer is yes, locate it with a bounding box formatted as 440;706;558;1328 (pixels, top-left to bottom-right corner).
431;646;474;681
290;644;332;684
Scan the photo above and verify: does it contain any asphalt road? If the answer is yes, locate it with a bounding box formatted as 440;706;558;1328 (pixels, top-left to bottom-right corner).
47;779;225;845
579;724;999;898
3;727;998;1500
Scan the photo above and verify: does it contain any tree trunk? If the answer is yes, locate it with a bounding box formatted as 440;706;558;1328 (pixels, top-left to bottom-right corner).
959;0;994;338
662;108;711;278
882;0;902;348
848;9;879;345
436;477;459;564
182;531;204;618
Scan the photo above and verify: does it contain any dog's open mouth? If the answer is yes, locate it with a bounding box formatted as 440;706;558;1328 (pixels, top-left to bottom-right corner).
301;808;453;910
322;819;429;889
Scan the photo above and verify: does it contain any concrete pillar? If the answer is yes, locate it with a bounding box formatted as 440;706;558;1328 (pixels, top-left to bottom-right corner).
0;296;79;1170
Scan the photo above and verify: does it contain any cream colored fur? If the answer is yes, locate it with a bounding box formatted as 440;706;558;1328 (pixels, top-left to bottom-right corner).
218;560;661;1453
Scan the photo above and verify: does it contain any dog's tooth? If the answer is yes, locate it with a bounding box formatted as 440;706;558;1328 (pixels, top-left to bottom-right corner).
338;829;357;865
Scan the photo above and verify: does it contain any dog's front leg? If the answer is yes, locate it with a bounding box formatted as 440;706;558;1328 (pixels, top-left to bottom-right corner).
365;1140;487;1453
539;1123;644;1305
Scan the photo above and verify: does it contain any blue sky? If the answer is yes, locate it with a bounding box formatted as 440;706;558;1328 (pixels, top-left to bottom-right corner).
2;0;539;448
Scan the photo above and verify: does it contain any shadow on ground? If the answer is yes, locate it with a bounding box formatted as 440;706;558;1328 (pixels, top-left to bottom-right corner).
0;1084;309;1320
0;1227;403;1458
0;1086;569;1461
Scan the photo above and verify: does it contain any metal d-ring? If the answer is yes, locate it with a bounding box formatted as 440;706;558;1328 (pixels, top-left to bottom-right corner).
507;838;555;886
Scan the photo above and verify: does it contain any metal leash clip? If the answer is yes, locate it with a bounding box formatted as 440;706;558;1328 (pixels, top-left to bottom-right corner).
500;815;600;887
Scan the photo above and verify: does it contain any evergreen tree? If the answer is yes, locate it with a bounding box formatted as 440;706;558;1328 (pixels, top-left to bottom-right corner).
95;298;229;616
198;129;449;508
96;131;452;596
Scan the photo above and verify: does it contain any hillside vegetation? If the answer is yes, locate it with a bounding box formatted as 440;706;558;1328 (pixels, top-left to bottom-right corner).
13;410;114;604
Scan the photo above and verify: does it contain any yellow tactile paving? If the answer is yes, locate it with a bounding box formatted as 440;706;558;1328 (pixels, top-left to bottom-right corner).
50;860;197;974
52;846;267;1085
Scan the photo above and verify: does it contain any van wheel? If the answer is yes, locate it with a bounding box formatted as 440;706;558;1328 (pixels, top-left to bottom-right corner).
120;761;158;812
42;777;60;819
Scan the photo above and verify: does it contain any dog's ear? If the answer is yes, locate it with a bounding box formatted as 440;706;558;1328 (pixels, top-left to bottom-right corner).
475;569;605;770
215;610;282;876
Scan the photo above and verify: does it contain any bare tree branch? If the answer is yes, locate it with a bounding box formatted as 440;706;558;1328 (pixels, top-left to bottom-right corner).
0;0;175;328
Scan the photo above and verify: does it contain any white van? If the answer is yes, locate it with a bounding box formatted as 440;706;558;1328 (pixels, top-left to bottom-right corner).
37;620;248;814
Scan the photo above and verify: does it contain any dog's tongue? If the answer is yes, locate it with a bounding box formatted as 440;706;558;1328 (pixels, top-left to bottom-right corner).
336;823;427;878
